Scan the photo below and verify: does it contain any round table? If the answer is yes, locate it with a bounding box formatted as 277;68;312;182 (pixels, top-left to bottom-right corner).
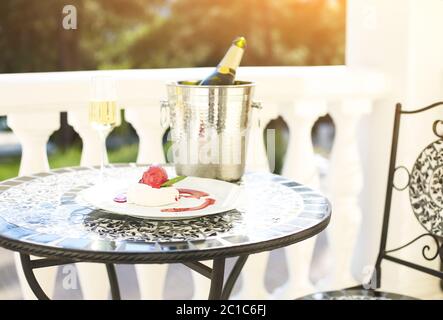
0;164;331;300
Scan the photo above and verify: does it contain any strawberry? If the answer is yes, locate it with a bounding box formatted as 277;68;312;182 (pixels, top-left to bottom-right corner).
139;165;168;188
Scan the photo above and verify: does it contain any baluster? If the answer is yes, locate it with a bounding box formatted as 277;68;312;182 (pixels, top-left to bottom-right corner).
68;108;121;299
189;260;212;300
7;113;60;175
7;112;60;299
126;105;171;299
245;102;277;172
234;103;278;299
75;263;111;300
275;99;326;299
135;263;169;299
327;99;371;289
125;106;166;164
68;109;108;166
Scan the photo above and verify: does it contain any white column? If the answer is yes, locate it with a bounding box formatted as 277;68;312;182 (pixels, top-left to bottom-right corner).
245;102;279;173
126;105;171;300
136;264;168;300
282;100;326;186
326;99;371;290
233;253;269;300
68;108;121;300
7;112;60;175
275;99;326;299
235;103;278;299
190;260;212;300
75;263;110;300
125;106;166;164
68;109;107;166
7;112;60;299
68;108;122;166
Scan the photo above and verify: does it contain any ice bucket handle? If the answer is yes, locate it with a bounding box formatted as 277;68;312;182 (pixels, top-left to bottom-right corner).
160;100;169;128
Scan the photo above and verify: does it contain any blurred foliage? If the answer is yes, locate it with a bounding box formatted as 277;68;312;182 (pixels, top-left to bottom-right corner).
265;117;289;174
0;0;345;72
0;144;139;181
0;157;20;181
0;0;161;71
128;0;346;68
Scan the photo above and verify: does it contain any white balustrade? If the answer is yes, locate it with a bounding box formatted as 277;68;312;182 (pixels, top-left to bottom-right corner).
68;109;108;166
7;112;60;175
126;105;172;300
68;107;122;166
327;99;372;290
0;66;386;300
125;106;165;164
7;112;60;299
244;101;278;173
236;102;279;300
278;99;327;299
75;263;110;300
189;260;212;300
136;264;169;299
68;108;122;300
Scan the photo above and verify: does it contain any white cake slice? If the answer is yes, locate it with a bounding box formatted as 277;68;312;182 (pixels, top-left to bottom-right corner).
127;183;179;207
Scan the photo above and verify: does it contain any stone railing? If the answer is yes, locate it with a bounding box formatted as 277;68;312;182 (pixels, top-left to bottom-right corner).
0;66;387;299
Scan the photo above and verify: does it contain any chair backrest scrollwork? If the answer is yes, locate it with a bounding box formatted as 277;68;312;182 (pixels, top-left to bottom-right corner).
373;102;443;289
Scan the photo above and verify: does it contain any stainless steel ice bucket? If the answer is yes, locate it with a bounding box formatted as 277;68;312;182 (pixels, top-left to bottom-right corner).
161;80;260;181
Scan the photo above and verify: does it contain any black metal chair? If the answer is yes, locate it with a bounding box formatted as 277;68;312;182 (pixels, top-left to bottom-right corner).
301;102;443;300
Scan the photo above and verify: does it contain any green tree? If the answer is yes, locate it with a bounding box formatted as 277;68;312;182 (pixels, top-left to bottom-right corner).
0;0;158;72
0;0;345;72
125;0;345;68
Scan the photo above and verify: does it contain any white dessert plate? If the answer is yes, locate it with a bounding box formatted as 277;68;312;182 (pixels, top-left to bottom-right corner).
77;176;241;220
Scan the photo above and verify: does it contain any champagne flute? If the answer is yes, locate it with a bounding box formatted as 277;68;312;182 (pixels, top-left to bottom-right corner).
89;75;117;181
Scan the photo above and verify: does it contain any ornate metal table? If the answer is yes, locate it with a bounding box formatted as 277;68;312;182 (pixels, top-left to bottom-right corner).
0;164;331;300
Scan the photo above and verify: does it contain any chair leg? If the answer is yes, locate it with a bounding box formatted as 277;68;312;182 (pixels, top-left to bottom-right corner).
440;261;443;291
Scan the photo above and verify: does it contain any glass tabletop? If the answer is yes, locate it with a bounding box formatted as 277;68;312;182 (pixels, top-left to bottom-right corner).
0;164;331;263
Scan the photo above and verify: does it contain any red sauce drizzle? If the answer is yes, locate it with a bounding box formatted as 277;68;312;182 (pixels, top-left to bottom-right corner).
176;188;209;199
160;198;215;212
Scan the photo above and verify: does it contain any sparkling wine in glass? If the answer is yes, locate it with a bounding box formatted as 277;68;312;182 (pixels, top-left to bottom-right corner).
89;76;117;179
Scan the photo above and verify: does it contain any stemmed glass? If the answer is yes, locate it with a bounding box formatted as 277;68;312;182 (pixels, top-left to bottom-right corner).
89;75;117;181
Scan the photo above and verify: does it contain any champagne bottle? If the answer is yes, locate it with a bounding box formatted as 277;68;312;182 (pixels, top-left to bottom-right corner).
199;36;246;85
